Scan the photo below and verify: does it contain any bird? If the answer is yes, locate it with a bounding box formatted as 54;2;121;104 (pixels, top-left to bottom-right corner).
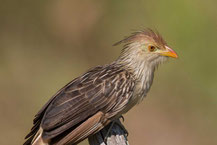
24;28;178;145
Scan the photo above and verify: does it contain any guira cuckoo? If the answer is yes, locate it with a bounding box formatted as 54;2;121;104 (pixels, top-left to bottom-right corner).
24;29;178;145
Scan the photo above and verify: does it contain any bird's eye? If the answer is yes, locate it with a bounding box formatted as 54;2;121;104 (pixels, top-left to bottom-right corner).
148;45;157;52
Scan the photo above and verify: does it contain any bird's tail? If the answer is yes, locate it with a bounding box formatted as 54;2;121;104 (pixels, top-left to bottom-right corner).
32;128;48;145
24;128;48;145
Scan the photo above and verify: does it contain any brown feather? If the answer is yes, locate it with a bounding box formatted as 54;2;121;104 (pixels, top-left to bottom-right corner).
113;28;167;48
24;64;136;145
53;111;107;145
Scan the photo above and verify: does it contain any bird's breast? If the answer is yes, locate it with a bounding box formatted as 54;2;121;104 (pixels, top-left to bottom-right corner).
121;75;153;114
121;86;147;115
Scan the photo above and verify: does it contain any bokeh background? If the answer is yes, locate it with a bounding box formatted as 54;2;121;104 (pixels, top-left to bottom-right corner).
1;0;217;145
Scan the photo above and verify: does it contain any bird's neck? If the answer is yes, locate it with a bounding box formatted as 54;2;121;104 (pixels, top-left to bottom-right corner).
116;54;155;95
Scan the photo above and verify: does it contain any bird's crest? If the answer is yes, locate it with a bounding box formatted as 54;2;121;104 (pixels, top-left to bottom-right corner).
113;28;167;47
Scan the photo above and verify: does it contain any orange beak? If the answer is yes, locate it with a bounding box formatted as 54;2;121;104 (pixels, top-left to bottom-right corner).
159;46;178;58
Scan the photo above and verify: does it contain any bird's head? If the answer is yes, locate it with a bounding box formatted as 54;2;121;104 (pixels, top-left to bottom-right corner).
115;29;178;72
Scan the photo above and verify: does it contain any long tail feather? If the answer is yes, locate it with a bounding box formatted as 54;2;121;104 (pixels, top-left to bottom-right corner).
54;111;108;145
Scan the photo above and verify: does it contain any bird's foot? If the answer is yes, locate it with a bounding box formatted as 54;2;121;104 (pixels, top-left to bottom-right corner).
114;118;128;136
103;121;115;143
103;117;128;143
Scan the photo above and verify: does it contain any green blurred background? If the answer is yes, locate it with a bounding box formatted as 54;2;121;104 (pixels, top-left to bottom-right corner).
0;0;217;145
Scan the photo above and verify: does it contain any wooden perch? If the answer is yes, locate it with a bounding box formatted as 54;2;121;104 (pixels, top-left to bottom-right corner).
88;119;129;145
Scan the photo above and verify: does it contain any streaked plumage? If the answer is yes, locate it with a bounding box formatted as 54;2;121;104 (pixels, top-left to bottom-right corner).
24;29;178;145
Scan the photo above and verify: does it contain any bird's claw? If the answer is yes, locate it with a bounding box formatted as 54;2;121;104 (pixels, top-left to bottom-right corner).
103;118;129;143
115;120;129;136
119;115;125;122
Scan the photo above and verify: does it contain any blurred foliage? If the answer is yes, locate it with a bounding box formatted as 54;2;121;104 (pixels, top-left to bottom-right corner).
0;0;216;145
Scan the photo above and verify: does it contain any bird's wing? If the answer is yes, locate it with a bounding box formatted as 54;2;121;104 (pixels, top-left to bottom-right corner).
24;65;135;145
